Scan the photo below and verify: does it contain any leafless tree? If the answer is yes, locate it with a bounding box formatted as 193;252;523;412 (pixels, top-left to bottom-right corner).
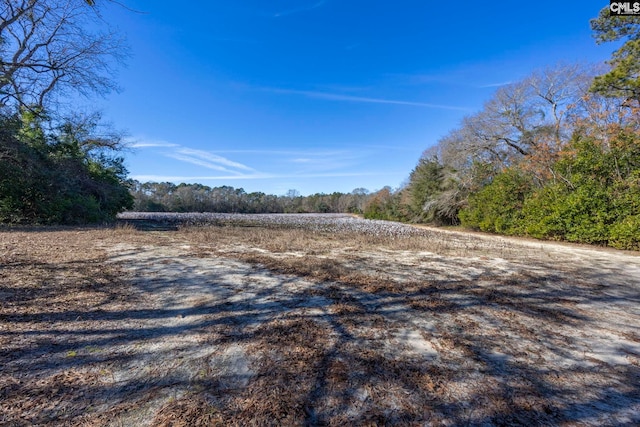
408;64;600;219
0;0;126;111
434;64;597;185
480;64;595;160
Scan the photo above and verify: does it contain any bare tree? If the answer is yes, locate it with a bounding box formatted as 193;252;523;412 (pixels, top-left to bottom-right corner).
436;64;597;185
405;64;600;221
488;64;594;155
0;0;126;110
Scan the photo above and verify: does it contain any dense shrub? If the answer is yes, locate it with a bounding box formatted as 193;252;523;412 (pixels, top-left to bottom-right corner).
0;112;133;224
609;214;640;250
459;129;640;250
459;169;533;234
363;187;400;220
519;184;568;240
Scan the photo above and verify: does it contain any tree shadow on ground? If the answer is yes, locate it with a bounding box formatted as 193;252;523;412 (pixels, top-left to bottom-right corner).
1;246;639;426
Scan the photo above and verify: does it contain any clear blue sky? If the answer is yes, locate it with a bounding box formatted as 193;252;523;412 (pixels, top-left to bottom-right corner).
95;1;612;196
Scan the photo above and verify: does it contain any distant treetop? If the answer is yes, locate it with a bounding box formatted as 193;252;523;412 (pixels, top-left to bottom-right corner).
590;6;640;103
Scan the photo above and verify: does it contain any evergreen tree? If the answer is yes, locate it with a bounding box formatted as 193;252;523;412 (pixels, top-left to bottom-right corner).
590;7;640;103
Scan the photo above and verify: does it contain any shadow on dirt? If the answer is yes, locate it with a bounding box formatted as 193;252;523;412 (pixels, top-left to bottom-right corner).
1;248;639;426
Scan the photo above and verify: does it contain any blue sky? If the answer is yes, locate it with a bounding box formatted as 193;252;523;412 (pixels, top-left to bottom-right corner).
95;1;612;196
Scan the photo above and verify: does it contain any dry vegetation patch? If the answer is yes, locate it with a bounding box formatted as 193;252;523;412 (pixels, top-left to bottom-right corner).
1;216;640;426
0;227;143;426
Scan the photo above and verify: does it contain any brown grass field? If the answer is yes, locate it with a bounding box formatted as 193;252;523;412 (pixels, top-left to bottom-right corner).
1;217;640;426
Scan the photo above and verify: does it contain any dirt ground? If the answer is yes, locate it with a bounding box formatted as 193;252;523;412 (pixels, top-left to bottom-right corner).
1;220;640;426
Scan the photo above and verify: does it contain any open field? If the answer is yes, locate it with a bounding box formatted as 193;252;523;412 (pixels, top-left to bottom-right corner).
2;213;640;426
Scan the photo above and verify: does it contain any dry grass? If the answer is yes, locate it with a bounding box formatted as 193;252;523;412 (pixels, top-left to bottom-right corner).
177;224;640;425
178;222;481;254
1;221;640;426
176;225;547;294
0;227;141;426
152;395;225;427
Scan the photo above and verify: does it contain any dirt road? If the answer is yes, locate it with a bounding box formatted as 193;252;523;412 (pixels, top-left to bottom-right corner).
1;218;639;425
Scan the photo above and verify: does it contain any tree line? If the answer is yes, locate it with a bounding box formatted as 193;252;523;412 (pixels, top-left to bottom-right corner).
363;7;640;249
130;182;371;215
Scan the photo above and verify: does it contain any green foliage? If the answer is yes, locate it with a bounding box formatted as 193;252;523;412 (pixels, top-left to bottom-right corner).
405;157;450;223
407;157;444;218
460;130;640;249
523;181;612;244
590;7;640;101
363;187;406;221
459;169;533;234
400;155;471;225
609;214;640;249
391;9;640;250
564;185;613;244
519;184;568;240
0;111;133;224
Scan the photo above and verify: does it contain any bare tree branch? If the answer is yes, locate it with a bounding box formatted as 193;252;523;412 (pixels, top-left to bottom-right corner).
0;0;127;111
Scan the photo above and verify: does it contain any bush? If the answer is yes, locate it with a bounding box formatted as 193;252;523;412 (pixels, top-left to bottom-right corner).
363;187;406;221
520;184;567;240
0;112;133;225
609;215;640;249
459;169;533;234
520;130;640;249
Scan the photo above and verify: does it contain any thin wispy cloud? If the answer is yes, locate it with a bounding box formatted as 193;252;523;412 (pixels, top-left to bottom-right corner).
265;87;470;111
210;149;349;156
127;138;179;148
165;153;237;174
172;147;367;174
285;149;372;173
478;81;513;88
385;72;472;87
274;0;326;17
388;72;513;90
177;148;256;172
294;171;395;178
132;174;273;182
129;137;388;187
131;138;258;175
131;171;396;183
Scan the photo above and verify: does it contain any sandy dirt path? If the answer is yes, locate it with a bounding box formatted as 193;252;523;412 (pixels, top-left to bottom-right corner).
1;222;640;426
